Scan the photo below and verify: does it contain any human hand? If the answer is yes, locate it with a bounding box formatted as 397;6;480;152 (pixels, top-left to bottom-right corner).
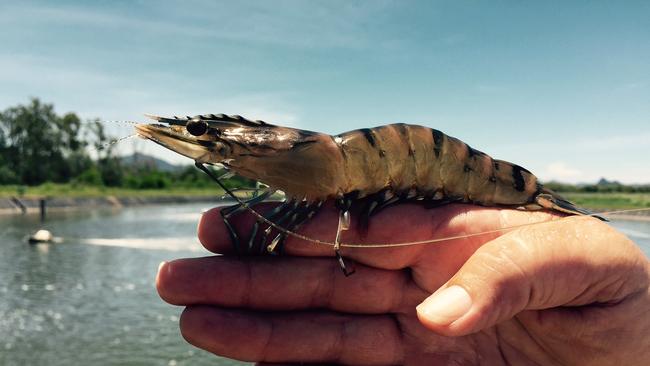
157;203;650;365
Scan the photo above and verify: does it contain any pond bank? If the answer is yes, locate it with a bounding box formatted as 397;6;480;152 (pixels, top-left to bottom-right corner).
0;195;221;215
602;213;650;222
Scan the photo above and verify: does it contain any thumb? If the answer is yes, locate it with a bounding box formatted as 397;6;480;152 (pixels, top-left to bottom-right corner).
415;216;646;336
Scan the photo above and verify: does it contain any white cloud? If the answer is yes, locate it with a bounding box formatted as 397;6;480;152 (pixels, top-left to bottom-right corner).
618;81;647;90
473;84;506;94
543;162;583;181
573;133;650;151
496;132;650;154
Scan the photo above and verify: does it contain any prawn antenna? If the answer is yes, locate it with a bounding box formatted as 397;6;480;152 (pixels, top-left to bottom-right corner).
87;119;139;152
93;134;137;151
103;120;139;125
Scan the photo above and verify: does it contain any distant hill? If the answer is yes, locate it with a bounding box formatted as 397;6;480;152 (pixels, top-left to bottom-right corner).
120;153;183;172
596;178;622;186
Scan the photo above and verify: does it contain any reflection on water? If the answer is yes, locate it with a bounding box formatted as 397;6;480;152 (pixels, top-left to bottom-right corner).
0;203;245;366
609;220;650;259
82;237;206;252
1;204;649;366
611;221;650;242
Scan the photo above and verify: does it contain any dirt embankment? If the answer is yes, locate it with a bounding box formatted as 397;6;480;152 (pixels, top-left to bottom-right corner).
0;195;221;215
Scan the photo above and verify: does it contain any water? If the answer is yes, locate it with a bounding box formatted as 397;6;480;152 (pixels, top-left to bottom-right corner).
1;204;649;366
0;203;246;366
609;220;650;247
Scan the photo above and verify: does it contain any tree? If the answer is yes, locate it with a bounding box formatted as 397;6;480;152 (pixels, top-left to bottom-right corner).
0;98;89;185
0;125;16;183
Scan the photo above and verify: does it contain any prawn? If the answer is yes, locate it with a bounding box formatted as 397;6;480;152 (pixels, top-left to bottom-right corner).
135;113;605;275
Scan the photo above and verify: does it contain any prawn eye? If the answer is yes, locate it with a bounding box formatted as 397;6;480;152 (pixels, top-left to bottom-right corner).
186;120;208;136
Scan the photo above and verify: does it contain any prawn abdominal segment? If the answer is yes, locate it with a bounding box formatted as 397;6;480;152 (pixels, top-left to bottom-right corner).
136;114;602;274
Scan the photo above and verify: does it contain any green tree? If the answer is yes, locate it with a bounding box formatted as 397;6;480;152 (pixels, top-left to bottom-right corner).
0;98;88;185
0;126;17;183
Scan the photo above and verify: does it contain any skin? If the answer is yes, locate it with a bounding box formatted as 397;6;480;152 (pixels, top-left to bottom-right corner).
156;203;650;365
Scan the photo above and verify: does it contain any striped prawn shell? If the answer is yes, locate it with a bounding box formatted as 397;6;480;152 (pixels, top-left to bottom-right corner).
332;123;540;207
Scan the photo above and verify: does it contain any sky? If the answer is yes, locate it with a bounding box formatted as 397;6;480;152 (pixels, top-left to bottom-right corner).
1;0;648;183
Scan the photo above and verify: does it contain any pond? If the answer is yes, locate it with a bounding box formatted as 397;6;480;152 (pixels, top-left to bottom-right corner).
1;203;649;365
0;203;245;366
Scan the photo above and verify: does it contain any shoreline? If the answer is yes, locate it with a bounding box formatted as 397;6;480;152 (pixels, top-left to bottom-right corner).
0;195;223;215
602;214;650;222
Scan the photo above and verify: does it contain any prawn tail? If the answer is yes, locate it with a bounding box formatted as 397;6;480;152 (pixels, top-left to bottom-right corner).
535;187;608;221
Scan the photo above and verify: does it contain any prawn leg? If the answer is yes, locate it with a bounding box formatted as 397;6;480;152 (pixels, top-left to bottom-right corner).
247;200;290;253
266;200;324;255
335;210;354;276
194;162;277;254
258;200;299;253
358;189;399;233
220;188;274;254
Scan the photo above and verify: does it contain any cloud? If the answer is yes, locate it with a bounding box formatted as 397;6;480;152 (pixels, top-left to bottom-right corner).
573;133;650;151
543;162;583;181
473;84;506;94
618;81;647;90
498;132;650;153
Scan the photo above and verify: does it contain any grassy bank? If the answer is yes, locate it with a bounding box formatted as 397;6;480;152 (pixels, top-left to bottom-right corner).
0;183;225;198
561;193;650;210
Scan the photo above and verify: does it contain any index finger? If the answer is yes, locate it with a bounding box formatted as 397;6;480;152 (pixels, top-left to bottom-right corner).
198;201;559;270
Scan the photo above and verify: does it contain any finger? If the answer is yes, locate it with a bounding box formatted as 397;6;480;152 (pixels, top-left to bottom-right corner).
198;201;558;270
416;216;650;336
157;256;422;313
180;306;403;365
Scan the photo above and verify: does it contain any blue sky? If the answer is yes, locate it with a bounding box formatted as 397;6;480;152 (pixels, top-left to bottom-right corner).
1;1;648;183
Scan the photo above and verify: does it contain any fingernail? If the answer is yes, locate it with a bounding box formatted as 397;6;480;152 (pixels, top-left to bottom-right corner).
416;285;472;325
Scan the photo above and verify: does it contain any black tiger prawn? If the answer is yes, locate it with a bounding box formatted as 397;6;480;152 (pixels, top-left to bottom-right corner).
135;113;601;275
